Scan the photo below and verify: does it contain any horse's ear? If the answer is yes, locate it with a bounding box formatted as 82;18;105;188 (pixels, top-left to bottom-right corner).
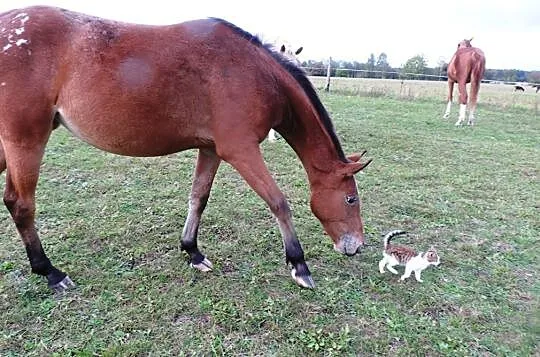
347;150;367;163
340;160;372;177
339;152;372;176
295;47;303;55
280;45;286;53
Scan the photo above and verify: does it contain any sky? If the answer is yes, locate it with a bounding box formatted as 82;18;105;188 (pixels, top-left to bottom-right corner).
1;0;539;71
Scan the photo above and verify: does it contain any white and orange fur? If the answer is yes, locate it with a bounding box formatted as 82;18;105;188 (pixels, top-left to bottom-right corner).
378;230;440;282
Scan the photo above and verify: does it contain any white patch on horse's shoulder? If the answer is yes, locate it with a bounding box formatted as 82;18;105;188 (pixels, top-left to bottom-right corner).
15;39;28;46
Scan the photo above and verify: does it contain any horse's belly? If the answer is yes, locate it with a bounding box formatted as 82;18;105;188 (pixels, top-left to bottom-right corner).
55;106;209;157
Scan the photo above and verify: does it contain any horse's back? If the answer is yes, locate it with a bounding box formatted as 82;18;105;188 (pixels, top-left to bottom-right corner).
1;6;286;156
447;47;485;83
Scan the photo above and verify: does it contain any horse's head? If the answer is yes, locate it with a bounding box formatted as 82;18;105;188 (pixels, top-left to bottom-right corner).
279;43;303;65
457;38;473;49
309;152;372;256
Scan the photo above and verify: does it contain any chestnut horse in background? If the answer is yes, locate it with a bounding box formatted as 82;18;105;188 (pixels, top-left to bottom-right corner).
443;39;486;126
0;6;371;292
267;43;303;142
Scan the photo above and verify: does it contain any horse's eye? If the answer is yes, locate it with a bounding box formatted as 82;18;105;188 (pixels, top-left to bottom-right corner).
345;195;358;205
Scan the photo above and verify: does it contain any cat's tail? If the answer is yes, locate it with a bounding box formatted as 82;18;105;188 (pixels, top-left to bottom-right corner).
383;230;408;250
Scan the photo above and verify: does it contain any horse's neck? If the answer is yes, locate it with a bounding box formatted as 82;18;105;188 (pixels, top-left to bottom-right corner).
280;113;343;181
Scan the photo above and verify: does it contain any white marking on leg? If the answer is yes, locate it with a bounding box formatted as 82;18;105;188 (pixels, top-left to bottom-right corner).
414;270;423;282
468;110;476;126
443;101;452;119
455;104;467;126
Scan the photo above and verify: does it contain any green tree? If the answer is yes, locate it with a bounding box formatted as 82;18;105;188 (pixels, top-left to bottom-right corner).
376;53;391;78
367;53;376;78
402;55;428;79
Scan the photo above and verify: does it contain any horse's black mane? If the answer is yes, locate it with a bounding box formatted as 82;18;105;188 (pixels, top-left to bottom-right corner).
211;18;347;162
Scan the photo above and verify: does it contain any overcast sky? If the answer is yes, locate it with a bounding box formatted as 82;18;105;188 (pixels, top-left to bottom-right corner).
1;0;538;70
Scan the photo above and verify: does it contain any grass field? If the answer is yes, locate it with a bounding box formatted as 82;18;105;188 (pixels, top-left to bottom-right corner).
0;84;538;355
310;76;540;112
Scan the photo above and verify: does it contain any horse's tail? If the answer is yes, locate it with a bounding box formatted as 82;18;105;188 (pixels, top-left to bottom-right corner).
383;230;407;250
469;50;486;105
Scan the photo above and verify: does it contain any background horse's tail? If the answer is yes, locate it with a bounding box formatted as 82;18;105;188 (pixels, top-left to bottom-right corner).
469;51;486;106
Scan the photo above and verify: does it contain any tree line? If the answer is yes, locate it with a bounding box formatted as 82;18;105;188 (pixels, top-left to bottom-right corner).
301;53;540;84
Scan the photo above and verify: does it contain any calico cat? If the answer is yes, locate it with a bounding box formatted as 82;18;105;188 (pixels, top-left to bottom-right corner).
378;230;440;282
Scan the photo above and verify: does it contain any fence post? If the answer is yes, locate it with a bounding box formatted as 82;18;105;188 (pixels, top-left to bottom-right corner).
325;57;332;92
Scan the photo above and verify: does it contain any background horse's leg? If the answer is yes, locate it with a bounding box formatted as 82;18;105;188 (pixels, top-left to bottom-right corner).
1;137;74;291
455;82;468;126
468;79;481;126
267;129;277;142
181;149;221;272
222;146;314;288
443;80;455;119
0;144;5;173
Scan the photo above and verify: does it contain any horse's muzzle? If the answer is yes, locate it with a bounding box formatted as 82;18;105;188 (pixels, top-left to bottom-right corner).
334;234;364;256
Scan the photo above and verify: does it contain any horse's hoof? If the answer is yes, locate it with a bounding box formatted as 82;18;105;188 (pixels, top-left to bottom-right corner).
190;257;213;272
291;267;315;289
49;275;75;292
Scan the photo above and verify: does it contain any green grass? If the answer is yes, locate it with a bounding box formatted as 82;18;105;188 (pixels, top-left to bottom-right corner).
0;93;538;356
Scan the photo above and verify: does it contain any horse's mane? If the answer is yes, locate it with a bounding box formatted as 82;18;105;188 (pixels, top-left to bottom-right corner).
210;18;347;162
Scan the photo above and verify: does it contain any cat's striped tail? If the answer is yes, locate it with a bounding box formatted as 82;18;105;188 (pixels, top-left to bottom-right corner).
383;230;408;250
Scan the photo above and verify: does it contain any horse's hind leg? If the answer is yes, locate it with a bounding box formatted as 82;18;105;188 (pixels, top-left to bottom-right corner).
2;137;74;291
468;79;481;125
455;81;468;126
443;80;455;119
181;149;221;272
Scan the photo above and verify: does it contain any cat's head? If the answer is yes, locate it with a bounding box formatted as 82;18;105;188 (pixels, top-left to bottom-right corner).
424;247;440;266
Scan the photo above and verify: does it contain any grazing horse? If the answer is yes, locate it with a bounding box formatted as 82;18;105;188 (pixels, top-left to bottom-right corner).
267;43;303;142
443;39;486;126
0;6;371;291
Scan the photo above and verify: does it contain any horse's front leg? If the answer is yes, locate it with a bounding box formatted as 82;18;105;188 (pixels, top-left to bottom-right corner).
222;146;314;288
181;149;221;272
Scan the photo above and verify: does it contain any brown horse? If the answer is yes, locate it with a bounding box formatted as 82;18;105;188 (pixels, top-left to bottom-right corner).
0;6;371;291
443;39;486;126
